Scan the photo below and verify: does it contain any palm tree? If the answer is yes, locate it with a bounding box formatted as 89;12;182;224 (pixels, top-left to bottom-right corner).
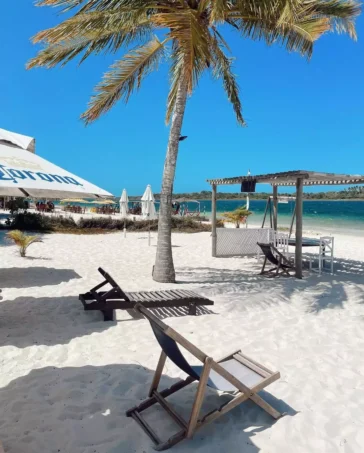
222;205;252;228
28;0;360;282
6;230;42;257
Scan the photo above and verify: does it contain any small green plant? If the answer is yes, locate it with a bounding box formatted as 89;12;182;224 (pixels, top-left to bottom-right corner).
222;206;252;228
6;230;42;257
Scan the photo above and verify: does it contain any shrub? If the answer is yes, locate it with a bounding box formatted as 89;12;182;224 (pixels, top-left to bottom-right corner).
221;206;252;228
78;217;127;230
6;212;50;231
76;216;216;233
1;213;223;234
3;213;77;232
46;215;78;231
5;198;29;214
6;230;42;257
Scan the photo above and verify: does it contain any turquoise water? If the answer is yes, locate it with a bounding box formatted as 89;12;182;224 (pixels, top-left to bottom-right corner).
198;199;364;234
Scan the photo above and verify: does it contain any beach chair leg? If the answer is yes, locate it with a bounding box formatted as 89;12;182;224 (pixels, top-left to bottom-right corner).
276;259;282;276
149;351;167;397
102;309;114;321
249;393;282;419
260;257;267;274
187;357;213;439
188;303;197;316
154;430;187;451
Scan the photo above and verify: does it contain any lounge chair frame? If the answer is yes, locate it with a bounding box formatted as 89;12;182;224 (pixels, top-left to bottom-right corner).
257;242;295;277
79;268;214;321
126;304;281;450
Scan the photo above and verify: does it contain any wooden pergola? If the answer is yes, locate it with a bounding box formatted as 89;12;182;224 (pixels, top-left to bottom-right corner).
207;170;364;278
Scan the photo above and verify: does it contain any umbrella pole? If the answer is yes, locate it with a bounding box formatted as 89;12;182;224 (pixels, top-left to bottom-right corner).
148;214;151;246
124;217;126;238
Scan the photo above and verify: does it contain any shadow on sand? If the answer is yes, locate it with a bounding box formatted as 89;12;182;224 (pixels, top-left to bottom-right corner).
0;296;114;348
0;295;216;348
0;363;296;453
0;267;81;288
176;256;364;314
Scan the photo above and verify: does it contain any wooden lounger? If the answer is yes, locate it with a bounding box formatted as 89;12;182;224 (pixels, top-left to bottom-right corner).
257;242;295;277
79;268;214;321
126;303;282;450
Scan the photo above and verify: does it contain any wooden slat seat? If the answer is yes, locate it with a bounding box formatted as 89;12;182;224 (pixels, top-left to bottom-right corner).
79;268;214;321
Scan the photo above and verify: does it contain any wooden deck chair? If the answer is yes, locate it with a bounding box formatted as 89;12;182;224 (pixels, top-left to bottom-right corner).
257;242;295;277
126;303;282;450
79;268;214;321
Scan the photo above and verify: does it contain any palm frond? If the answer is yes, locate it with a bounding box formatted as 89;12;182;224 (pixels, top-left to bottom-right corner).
227;13;329;57
210;35;245;125
211;26;231;52
32;10;150;45
36;0;173;13
153;10;211;92
28;10;152;68
307;0;360;39
82;37;166;124
27;37;96;68
227;0;359;57
210;0;228;23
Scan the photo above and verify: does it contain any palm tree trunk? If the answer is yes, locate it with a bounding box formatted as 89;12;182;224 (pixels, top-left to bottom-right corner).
153;80;188;283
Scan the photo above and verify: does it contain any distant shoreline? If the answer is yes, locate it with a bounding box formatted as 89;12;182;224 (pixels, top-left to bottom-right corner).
148;198;364;202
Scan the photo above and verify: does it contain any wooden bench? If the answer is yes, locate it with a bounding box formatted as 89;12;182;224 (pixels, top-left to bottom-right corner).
79;268;214;321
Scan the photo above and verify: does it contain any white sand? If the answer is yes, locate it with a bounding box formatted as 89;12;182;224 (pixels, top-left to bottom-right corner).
1;230;364;452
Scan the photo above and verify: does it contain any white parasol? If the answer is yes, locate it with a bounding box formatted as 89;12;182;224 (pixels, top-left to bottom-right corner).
0;128;112;199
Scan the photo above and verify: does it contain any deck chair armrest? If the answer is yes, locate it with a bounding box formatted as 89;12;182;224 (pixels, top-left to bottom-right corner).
97;268;130;301
98;267;119;288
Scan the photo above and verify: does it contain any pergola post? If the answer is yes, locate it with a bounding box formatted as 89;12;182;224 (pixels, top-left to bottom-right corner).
272;185;278;231
295;178;303;279
211;184;217;257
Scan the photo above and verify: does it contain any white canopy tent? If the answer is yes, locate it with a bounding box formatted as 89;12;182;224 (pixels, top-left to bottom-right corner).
120;189;129;217
0;129;112;199
141;185;157;220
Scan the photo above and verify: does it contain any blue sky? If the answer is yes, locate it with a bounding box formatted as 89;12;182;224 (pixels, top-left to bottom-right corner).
0;2;363;196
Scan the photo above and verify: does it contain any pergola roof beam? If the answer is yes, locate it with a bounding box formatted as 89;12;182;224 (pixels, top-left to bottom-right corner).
207;170;364;187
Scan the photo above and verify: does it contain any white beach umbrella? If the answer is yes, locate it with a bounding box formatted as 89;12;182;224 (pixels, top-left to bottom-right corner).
120;189;129;217
141;185;157;220
0;128;112;199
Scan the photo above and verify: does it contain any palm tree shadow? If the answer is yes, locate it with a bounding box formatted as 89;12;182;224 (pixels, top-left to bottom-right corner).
0;364;296;453
176;256;364;314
